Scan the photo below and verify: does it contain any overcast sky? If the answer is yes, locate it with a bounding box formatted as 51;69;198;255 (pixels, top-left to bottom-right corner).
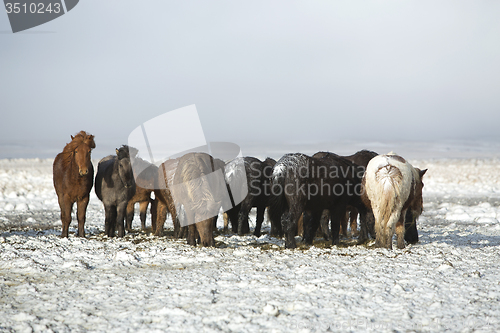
1;1;500;158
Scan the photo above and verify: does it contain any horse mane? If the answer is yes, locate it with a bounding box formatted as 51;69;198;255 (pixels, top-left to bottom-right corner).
116;145;137;160
60;131;95;168
62;131;95;154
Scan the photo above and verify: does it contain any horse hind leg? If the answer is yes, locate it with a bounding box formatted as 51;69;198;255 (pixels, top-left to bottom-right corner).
339;210;348;238
105;205;117;237
154;200;168;237
319;209;330;240
330;205;346;246
197;218;215;247
396;210;406;249
253;206;265;237
374;209;386;248
139;200;149;230
150;198;157;232
350;208;359;237
237;202;252;235
125;201;135;231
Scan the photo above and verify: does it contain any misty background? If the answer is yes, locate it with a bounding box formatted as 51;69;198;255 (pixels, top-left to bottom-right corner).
1;1;499;159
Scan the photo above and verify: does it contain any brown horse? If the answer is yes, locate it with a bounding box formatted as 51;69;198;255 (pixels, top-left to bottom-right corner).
53;131;96;237
126;158;158;232
173;152;227;247
154;158;181;237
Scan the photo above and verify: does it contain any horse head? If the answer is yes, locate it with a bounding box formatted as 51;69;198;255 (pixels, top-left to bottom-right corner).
71;132;95;177
411;168;427;216
115;145;136;188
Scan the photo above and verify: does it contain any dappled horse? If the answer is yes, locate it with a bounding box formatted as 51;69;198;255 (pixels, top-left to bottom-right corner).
53;131;96;237
268;153;367;249
95;146;136;237
126;157;158;232
361;153;426;249
224;157;277;237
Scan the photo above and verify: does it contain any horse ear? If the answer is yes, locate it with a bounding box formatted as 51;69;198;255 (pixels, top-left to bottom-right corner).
71;135;74;140
89;135;96;149
419;169;427;178
116;148;120;155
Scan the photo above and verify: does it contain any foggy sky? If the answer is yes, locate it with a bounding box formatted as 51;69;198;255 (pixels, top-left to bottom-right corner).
1;1;500;158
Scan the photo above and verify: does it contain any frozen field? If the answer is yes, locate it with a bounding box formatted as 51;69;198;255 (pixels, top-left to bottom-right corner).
1;157;500;332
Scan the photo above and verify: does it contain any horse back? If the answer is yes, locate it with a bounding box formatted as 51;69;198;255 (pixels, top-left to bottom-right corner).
94;157;116;202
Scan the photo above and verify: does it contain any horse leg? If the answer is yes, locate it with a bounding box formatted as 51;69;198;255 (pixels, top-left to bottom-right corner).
223;212;229;233
116;202;127;237
105;205;117;237
237;202;252;235
212;214;218;231
139;200;149;231
386;222;394;250
303;210;321;245
187;225;197;246
282;207;301;249
269;207;283;238
404;210;419;244
296;213;303;237
185;209;197;246
150;198;157;232
224;207;238;234
350;208;360;237
330;205;346;246
357;210;369;245
339;210;348;238
197;218;215;247
154;200;167;237
76;196;89;237
253;205;265;237
125;200;135;231
396;210;406;249
59;195;73;238
319;209;330;240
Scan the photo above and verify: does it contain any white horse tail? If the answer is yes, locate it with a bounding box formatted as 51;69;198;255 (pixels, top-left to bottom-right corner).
365;154;413;248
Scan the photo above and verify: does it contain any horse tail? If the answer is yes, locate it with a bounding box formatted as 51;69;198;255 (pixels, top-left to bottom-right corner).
267;162;288;236
374;164;404;225
364;161;406;247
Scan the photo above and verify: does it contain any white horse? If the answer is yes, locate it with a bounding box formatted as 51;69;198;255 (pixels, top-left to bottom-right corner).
362;153;426;249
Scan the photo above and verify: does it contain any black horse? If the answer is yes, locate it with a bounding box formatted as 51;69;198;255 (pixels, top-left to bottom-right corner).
224;157;276;237
268;153;367;249
95;145;136;237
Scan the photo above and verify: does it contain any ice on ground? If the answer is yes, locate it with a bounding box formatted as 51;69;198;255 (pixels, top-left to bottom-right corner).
0;157;500;332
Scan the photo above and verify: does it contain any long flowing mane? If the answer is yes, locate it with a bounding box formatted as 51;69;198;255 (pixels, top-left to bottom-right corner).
60;131;96;167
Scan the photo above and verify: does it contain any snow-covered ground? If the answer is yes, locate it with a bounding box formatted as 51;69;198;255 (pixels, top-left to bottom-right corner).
1;157;500;332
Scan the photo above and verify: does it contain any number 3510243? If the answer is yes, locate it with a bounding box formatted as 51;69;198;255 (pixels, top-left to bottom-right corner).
5;2;62;14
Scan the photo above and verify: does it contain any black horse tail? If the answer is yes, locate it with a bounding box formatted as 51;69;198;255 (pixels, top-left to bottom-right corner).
266;163;288;238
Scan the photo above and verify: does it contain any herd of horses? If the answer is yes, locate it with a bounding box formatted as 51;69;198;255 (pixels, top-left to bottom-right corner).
53;131;427;250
